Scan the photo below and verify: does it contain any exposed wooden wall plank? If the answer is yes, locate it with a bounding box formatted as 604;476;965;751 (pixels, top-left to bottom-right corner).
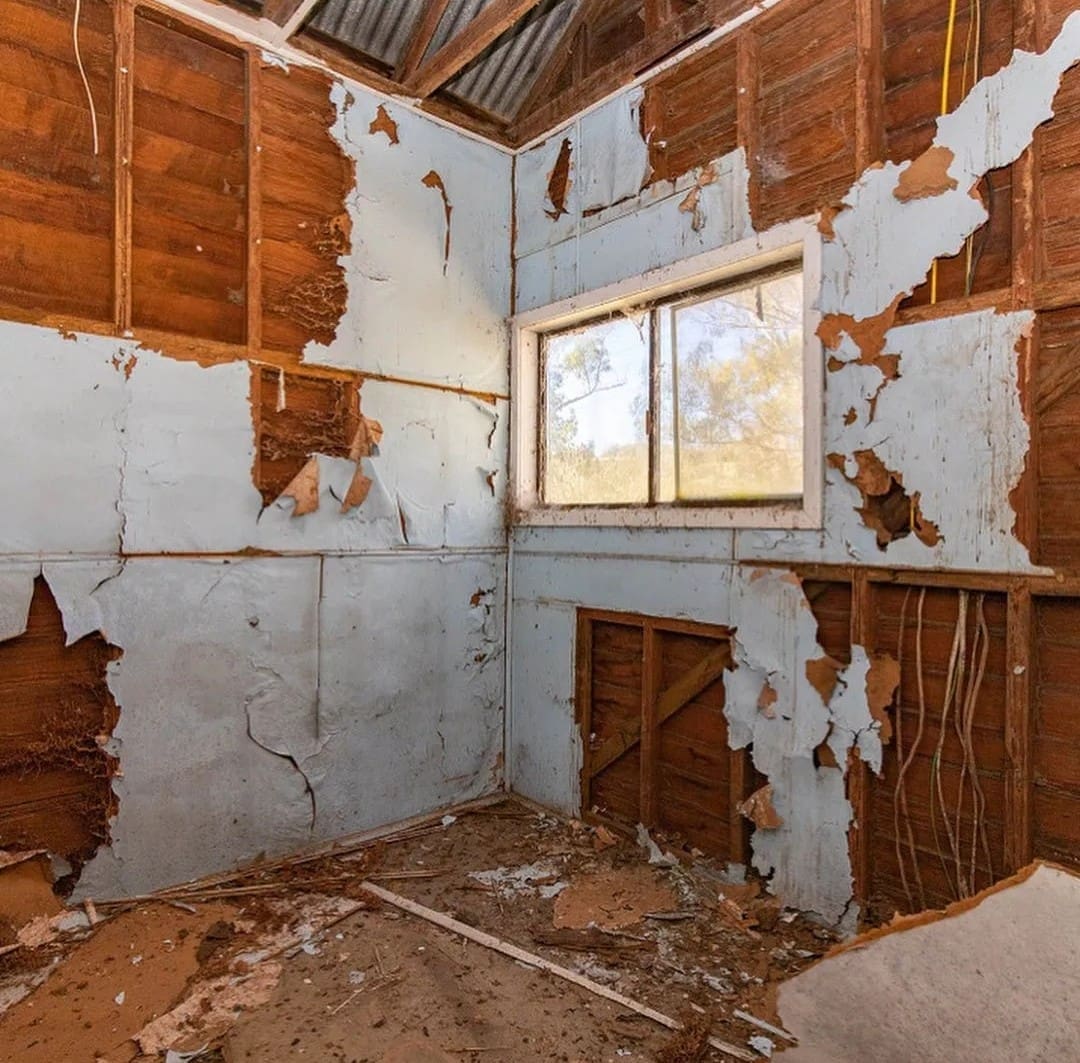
246;47;262;355
0;0;115;324
865;585;1010;917
640;621;660;827
848;570;873;906
1005;583;1034;871
854;0;883;170
576;609;595;812
130;9;248;344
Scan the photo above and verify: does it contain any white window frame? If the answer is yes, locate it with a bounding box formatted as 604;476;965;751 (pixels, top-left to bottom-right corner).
510;218;824;529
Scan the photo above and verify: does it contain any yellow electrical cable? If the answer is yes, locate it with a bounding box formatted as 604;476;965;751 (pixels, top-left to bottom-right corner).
961;1;977;289
930;0;961;305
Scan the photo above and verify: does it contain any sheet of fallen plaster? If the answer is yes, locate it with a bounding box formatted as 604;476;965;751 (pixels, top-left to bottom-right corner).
76;557;320;898
307;90;511;394
304;553;505;839
0;326;126;555
737;309;1042;572
779;864;1080;1062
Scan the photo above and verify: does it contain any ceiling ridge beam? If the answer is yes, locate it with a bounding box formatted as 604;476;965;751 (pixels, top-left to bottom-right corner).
404;0;550;98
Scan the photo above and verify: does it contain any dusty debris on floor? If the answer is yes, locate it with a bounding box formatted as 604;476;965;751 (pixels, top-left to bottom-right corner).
777;861;1080;1062
0;799;829;1061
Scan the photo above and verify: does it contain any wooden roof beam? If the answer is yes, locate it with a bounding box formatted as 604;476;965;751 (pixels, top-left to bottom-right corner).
263;0;321;39
396;0;455;82
404;0;549;98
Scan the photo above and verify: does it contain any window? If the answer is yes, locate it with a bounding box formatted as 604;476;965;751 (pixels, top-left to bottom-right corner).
513;223;823;528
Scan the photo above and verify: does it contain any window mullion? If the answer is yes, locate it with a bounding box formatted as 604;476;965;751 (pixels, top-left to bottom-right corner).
670;306;681;502
648;307;661;505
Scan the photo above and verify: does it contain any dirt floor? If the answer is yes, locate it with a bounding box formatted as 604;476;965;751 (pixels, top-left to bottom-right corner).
0;798;835;1062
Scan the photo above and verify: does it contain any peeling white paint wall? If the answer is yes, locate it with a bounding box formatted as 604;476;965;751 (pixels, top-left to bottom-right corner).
508;18;1080;924
739;308;1040;570
513;83;754;312
308;90;512;395
0;66;510;895
6;9;1080;918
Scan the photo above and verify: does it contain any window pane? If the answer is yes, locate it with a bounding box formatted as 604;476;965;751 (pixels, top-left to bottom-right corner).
662;271;804;502
543;315;649;505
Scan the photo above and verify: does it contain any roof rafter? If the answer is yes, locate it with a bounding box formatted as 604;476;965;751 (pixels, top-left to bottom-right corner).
404;0;550;98
395;0;455;82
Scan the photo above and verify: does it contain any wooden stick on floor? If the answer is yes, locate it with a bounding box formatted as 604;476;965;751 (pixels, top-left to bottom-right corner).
360;881;756;1061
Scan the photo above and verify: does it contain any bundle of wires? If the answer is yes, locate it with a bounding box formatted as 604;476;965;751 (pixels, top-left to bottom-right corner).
892;587;996;911
930;0;990;303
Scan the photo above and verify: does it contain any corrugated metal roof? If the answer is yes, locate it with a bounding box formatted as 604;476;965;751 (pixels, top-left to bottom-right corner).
446;0;581;119
309;0;429;69
305;0;582;121
430;0;492;56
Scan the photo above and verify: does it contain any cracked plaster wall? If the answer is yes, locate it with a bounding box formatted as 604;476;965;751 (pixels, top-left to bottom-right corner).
509;17;1080;923
0;63;510;895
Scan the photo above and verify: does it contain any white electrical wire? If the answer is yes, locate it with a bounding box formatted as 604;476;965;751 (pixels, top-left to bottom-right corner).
73;0;100;157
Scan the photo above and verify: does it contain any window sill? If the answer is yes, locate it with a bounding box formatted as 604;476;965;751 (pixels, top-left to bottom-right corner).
514;501;821;530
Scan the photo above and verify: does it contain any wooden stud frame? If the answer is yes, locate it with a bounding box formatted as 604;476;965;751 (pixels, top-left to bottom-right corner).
574;607;752;863
245;45;263;356
114;0;136;333
764;559;1054;903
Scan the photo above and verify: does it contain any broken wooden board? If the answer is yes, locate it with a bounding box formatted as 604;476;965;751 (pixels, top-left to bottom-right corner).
778;862;1080;1061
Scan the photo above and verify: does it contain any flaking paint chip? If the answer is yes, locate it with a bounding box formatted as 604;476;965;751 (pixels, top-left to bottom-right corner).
340;467;372;513
738;785;783;830
280;457;320;517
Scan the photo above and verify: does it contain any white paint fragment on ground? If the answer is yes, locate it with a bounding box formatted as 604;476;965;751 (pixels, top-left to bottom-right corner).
468;862;567;898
